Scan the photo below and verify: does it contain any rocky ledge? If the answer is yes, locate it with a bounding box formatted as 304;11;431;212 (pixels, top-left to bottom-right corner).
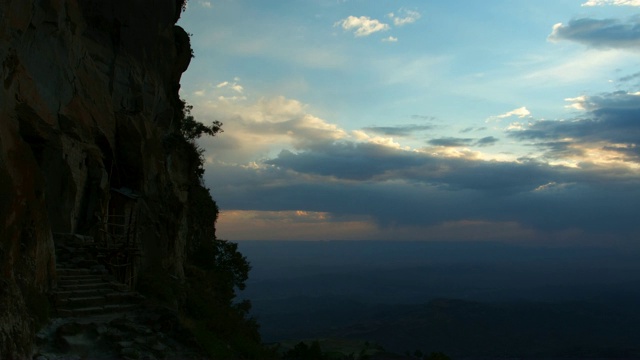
35;307;207;360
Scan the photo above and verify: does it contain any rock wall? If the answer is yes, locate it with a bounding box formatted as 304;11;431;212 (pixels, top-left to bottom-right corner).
0;0;195;356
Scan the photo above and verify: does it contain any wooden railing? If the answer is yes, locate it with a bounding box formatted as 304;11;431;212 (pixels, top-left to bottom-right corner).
97;211;141;290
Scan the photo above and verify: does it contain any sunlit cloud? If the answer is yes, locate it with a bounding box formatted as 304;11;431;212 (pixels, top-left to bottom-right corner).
382;36;398;42
192;94;350;164
231;84;244;93
216;80;244;93
565;96;588;110
335;16;390;37
488;107;531;122
216;210;376;241
509;91;640;168
217;95;247;102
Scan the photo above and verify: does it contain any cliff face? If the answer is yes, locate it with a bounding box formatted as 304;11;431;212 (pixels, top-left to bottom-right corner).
0;0;195;356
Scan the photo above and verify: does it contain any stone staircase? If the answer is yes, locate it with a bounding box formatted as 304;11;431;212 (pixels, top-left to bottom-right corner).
53;233;144;318
34;234;207;359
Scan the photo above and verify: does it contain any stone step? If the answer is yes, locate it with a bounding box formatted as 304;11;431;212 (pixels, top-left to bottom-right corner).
57;264;108;274
57;282;113;292
53;233;144;319
55;288;113;299
71;259;100;268
58;280;109;289
57;306;104;317
56;292;143;310
56;295;107;308
57;268;91;276
59;277;105;286
58;274;104;281
104;292;144;302
103;303;140;312
57;303;141;318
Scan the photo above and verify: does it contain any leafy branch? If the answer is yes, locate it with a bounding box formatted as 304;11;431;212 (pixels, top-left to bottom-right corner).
180;103;223;141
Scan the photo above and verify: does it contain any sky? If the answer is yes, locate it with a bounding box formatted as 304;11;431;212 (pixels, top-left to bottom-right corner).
177;0;640;245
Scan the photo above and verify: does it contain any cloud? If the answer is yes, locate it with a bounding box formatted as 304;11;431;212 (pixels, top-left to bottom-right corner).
216;80;243;93
382;36;398;42
206;139;640;242
428;137;474;147
618;71;640;83
489;107;531;121
199;1;212;8
509;91;640;164
548;17;640;50
428;136;499;148
565;95;588;110
582;0;640;6
363;125;433;137
388;9;421;26
216;210;376;241
335;16;390;37
191;94;349;164
460;127;487;133
231;84;244;93
195;90;640;246
218;95;247;102
411;115;437;121
476;136;499;147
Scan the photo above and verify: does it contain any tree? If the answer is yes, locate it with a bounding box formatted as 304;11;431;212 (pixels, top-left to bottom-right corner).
167;99;223;180
180;103;223;141
283;341;325;360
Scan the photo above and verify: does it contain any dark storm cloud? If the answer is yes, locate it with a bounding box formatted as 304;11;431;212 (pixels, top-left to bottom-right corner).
363;124;434;137
549;17;640;49
510;91;640;162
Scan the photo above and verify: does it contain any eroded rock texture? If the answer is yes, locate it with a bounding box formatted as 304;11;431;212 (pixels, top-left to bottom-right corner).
0;1;195;356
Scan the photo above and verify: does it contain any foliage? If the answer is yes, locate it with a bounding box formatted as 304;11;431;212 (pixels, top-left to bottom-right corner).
167;89;271;358
179;103;222;142
183;238;270;359
283;341;326;360
192;238;250;291
186;183;219;251
164;98;222;180
178;0;188;13
136;265;181;308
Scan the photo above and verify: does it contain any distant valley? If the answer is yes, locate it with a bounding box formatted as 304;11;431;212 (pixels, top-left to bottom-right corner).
238;241;640;358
